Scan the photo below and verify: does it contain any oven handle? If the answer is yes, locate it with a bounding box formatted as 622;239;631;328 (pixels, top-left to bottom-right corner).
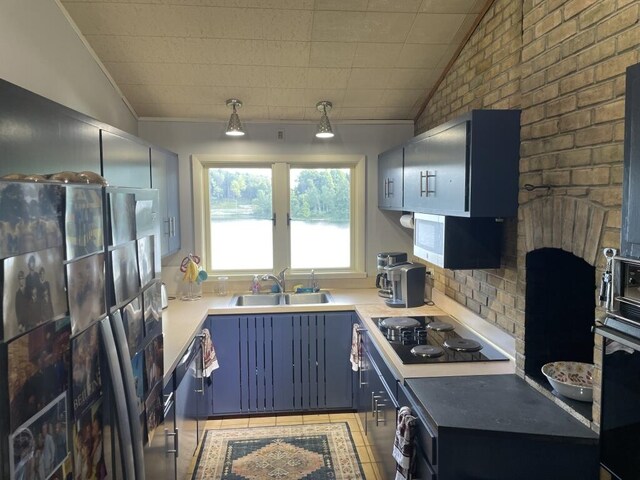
593;324;640;352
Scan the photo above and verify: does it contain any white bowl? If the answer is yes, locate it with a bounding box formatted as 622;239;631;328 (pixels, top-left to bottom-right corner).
541;361;594;402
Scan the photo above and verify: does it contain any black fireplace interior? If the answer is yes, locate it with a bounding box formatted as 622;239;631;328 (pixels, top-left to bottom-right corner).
524;248;595;418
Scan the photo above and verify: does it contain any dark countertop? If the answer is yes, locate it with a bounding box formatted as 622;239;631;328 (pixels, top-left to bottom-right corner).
405;374;598;440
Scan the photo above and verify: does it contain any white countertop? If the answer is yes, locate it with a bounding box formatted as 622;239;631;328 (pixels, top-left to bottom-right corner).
161;288;516;384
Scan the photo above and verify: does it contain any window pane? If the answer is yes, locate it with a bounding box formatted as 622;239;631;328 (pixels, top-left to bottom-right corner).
290;168;351;269
208;167;273;270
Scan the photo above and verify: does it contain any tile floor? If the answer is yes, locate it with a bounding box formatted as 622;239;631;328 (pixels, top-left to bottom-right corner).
187;412;383;479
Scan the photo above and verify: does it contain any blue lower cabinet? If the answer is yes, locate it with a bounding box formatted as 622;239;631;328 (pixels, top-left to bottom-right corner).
208;312;356;416
324;312;355;409
272;315;295;411
208;315;242;414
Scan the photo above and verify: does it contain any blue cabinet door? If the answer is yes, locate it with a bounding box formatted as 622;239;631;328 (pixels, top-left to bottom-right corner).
208;315;242;414
241;316;273;412
324;312;355;409
272;314;295;411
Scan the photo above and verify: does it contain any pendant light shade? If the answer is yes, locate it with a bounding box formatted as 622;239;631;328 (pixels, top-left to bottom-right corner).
225;99;245;136
315;101;334;139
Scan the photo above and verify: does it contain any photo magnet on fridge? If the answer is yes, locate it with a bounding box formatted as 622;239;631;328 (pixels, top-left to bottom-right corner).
131;351;145;414
111;241;140;307
143;281;162;334
144;334;164;393
72;397;107;480
135;199;155;238
0;181;64;260
109;192;136;246
9;391;68;480
7;317;71;434
145;382;163;444
66;253;106;335
71;322;102;417
65;186;104;261
122;295;144;356
2;247;68;341
137;236;155;289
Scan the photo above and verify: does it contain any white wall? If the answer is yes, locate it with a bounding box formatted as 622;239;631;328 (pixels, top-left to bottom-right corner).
138;120;415;285
0;0;137;134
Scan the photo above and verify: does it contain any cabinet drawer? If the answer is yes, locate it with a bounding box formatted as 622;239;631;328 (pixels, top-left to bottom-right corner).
414;450;437;480
362;327;398;401
398;383;437;467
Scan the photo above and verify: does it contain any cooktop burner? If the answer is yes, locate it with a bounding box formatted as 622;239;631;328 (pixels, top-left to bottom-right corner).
426;320;454;332
411;345;444;358
380;317;421;329
444;338;482;352
373;315;508;365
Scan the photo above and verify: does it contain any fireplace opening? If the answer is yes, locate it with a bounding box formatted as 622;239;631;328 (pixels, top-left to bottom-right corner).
524;248;595;417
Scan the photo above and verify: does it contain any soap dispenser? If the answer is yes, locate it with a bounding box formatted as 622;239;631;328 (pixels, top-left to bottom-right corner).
251;275;261;294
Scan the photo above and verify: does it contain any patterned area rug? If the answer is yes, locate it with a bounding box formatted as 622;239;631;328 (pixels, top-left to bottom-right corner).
192;422;364;479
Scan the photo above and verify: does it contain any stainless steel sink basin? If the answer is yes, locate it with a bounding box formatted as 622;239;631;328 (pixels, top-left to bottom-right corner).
229;291;332;307
231;293;282;306
283;292;332;305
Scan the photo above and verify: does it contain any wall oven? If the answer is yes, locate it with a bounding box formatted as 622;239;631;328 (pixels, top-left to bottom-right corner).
595;255;640;479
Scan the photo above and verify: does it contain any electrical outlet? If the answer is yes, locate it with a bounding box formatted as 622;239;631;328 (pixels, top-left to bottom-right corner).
277;130;285;140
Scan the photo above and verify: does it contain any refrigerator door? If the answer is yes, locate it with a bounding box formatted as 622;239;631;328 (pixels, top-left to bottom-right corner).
110;311;146;480
100;317;136;480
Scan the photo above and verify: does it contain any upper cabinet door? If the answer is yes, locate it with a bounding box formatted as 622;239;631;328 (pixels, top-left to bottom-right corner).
403;136;430;212
420;121;469;214
0;79;101;176
151;147;181;257
101;130;151;188
392;110;520;217
378;146;404;210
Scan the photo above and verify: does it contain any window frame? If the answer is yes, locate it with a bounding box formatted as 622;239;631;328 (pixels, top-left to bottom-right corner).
192;154;366;279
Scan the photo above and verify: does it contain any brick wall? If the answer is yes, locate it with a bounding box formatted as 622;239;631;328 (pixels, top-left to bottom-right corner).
415;0;639;427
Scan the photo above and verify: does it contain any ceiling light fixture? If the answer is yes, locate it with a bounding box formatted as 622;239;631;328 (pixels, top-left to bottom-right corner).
315;101;334;139
225;99;245;136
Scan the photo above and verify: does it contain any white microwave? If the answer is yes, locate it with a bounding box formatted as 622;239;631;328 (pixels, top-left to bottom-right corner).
413;213;503;270
413;213;445;267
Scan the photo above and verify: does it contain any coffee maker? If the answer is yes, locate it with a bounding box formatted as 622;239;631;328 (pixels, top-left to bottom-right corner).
376;252;408;298
384;262;427;308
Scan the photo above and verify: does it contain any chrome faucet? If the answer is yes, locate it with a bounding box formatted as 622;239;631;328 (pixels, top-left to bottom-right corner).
261;267;288;293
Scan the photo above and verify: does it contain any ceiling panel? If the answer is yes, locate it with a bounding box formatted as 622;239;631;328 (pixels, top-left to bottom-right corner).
59;0;488;121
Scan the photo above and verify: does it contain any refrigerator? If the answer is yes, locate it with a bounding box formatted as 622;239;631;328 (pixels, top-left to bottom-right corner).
0;180;163;480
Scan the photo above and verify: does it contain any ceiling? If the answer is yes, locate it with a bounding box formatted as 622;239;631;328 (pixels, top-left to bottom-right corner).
59;0;487;123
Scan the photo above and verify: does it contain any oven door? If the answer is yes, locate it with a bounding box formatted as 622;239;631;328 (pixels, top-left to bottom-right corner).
595;324;640;479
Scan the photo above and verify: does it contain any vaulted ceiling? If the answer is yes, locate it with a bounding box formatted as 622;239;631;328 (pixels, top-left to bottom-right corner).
59;0;487;122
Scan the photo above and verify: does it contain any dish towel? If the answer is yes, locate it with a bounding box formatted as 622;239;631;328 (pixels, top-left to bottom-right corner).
202;328;219;377
393;406;416;480
350;323;360;371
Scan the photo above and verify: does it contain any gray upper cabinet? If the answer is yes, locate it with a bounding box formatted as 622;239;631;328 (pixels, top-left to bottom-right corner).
377;145;404;210
151;147;181;257
0;79;101;176
101;130;151;188
392;110;520;217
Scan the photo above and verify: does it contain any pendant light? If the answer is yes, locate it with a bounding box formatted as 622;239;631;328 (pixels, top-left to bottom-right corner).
315;101;334;139
225;99;245;136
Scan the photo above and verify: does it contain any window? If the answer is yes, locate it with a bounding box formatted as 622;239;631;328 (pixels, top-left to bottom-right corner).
193;155;365;277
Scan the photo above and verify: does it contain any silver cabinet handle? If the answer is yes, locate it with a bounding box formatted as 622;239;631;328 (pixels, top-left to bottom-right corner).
387;178;394;197
164;218;171;235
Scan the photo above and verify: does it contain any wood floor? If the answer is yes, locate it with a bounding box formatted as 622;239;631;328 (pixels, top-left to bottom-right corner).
187;412;382;479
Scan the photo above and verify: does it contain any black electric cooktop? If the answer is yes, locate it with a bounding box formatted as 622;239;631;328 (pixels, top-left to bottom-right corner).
373;315;509;365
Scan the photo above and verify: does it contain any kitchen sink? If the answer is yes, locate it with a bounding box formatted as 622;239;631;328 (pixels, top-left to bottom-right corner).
229;291;332;307
283;292;332;305
231;293;282;306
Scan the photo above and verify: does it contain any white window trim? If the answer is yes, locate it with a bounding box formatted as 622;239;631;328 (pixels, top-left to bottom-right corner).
192;154;366;279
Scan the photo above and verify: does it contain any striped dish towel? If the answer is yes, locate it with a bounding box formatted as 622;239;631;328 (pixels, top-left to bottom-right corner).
350;323;361;371
392;406;416;480
202;328;219;377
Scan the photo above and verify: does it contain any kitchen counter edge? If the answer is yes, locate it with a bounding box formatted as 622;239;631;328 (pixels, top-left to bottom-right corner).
161;288;516;385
